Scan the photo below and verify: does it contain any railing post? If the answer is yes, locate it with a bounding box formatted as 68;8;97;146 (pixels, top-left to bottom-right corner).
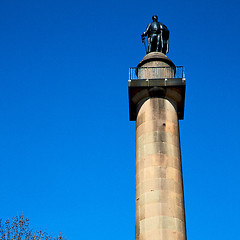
147;67;148;81
165;67;167;81
182;66;186;81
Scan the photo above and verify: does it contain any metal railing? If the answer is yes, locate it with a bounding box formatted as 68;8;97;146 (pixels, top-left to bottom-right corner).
129;66;185;81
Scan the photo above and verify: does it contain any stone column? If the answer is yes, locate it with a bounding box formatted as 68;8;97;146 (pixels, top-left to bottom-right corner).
133;53;186;240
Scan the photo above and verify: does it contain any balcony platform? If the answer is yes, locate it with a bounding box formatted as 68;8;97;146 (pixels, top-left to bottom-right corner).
128;78;186;121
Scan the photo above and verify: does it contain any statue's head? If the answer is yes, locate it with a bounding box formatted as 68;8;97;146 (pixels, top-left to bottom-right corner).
152;15;158;22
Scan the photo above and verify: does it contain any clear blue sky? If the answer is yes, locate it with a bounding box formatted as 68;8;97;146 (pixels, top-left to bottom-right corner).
0;0;240;239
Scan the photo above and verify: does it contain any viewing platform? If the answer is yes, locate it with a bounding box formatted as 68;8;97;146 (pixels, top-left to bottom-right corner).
129;66;185;86
128;66;186;121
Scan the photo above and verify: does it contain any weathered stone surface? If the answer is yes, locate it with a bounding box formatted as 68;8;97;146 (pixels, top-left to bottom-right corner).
139;202;185;221
139;216;185;234
136;153;181;172
136;119;179;139
135;97;186;240
136;131;180;148
137;52;175;69
139;228;186;240
136;166;182;186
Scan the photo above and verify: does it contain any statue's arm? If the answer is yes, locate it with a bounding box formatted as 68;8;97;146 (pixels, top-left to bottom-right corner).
141;24;150;37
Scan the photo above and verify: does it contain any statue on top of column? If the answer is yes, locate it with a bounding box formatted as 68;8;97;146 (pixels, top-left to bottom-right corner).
141;15;169;54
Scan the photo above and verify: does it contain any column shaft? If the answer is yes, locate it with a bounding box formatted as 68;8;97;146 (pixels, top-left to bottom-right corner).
135;98;186;240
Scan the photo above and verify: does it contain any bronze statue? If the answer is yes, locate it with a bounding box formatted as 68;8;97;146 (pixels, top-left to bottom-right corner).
141;15;169;54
